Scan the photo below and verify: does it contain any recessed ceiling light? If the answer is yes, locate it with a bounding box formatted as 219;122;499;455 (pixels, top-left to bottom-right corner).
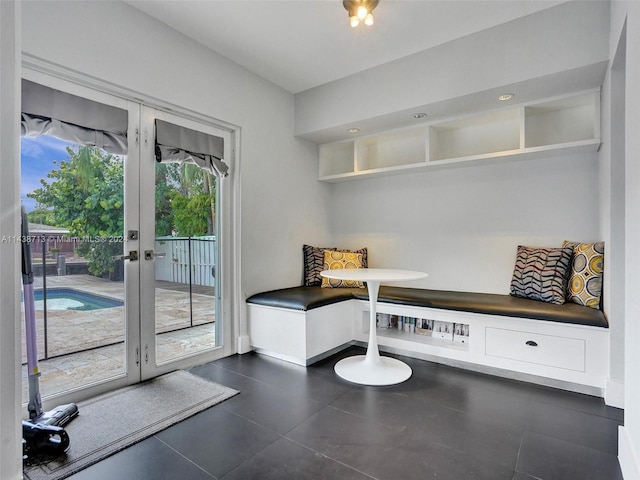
413;113;427;119
498;93;514;101
347;128;360;134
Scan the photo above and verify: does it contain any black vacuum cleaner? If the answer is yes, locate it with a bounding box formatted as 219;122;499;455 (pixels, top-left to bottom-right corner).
21;206;78;459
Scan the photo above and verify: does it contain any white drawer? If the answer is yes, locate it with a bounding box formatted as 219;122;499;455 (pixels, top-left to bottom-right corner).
485;327;585;372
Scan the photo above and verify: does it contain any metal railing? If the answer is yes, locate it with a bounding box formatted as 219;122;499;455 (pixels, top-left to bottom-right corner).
22;235;216;363
154;236;216;329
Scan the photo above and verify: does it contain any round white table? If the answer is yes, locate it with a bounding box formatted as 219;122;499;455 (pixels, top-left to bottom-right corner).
320;268;428;386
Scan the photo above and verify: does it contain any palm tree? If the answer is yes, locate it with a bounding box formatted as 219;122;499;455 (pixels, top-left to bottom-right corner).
73;145;99;192
178;163;216;235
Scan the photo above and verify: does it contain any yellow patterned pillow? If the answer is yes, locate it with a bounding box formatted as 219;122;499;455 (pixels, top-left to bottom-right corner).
563;241;604;309
321;250;365;288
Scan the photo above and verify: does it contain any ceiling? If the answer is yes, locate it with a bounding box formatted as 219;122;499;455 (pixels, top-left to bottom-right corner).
126;0;564;95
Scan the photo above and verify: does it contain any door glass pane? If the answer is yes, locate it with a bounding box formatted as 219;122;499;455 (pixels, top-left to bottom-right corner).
20;138;126;402
154;162;218;364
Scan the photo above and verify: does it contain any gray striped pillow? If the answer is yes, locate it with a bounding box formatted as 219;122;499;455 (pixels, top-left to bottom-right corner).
510;245;573;305
303;245;335;286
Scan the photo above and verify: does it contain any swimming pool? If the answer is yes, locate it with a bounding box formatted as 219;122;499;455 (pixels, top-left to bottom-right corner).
31;288;124;311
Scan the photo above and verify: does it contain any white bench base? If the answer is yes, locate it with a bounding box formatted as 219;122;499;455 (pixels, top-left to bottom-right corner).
247;300;355;366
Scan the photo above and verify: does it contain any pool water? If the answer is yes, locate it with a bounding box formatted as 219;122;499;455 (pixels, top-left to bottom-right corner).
31;288;123;311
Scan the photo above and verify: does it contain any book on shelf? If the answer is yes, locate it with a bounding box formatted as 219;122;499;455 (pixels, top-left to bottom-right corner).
453;323;470;343
415;318;433;336
432;320;454;340
376;313;390;329
403;317;415;333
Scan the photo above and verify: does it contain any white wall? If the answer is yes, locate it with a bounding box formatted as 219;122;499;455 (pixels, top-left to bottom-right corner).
611;1;640;478
0;2;22;478
20;0;331;297
328;153;600;293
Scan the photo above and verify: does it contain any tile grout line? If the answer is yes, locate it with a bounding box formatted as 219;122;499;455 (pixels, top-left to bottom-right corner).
153;435;219;480
282;435;380;480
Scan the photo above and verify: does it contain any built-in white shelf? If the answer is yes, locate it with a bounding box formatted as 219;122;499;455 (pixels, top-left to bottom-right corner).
367;325;470;352
319;90;601;182
362;312;470;353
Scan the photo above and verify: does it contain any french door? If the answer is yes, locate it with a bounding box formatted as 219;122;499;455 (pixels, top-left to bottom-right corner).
137;106;233;380
21;71;233;405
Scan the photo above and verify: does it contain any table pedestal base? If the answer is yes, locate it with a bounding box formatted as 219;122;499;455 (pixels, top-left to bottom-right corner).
334;355;412;386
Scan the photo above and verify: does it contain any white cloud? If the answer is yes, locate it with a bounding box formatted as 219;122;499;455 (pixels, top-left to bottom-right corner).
21;136;73;159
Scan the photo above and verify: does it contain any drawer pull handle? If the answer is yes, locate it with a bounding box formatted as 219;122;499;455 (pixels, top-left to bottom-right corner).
525;340;538;347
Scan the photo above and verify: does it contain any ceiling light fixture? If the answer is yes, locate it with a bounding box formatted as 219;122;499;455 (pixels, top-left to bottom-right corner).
498;93;514;101
348;128;360;134
343;0;379;28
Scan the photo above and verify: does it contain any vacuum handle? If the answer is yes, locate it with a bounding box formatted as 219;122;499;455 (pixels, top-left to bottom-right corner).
21;206;34;285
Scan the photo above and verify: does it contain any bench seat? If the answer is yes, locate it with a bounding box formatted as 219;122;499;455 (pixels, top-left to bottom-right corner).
247;286;359;311
247;286;608;328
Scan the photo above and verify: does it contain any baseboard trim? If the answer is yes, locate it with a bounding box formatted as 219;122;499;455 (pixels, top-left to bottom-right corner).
237;335;252;354
354;341;604;397
605;378;625;408
619;426;640;480
253;342;353;366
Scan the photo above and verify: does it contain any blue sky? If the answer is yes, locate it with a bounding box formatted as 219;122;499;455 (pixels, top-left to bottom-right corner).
21;136;75;212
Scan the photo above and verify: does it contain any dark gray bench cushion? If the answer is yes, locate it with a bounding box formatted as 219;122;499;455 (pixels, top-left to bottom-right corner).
368;287;608;328
247;286;608;328
247;286;360;311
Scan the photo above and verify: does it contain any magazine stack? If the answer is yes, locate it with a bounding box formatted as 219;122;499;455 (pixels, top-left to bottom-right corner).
376;313;469;344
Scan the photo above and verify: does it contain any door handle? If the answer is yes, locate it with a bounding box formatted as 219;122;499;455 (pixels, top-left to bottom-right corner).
112;251;138;261
145;250;166;260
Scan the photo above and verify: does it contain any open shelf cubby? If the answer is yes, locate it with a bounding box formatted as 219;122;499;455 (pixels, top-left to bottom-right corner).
428;108;521;162
318;89;600;182
355;127;427;172
318;141;355;177
524;91;600;148
362;312;470;352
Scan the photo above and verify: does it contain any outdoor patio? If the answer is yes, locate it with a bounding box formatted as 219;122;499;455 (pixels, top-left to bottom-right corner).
21;274;217;404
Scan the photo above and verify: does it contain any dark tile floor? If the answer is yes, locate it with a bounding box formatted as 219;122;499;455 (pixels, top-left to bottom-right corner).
68;346;624;480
